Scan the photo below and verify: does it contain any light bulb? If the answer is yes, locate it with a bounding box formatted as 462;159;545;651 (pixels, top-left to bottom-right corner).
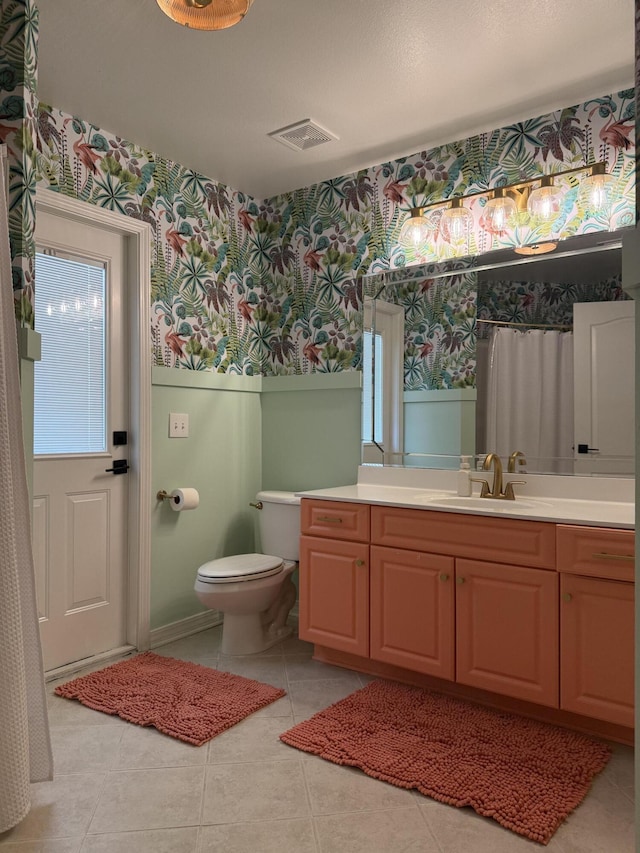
481;189;517;235
440;198;473;245
579;164;614;216
527;176;564;222
399;208;433;249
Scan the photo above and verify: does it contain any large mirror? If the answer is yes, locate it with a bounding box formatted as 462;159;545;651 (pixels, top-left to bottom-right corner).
361;230;634;476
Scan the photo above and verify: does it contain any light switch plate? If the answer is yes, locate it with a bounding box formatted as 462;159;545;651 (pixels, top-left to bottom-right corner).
169;412;189;438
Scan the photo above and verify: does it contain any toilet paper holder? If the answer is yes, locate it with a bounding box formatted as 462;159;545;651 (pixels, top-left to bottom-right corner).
156;490;173;501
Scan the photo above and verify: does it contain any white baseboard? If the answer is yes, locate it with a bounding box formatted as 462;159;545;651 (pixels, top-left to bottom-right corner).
149;610;223;649
46;645;136;682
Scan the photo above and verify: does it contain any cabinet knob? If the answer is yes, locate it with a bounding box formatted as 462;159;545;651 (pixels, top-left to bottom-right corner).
355;559;365;567
439;573;449;582
562;592;572;603
456;576;465;585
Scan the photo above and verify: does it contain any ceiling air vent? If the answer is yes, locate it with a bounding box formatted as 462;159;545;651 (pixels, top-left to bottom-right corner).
269;119;338;152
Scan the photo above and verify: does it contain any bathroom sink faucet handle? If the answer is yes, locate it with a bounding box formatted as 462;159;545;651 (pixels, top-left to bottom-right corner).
503;480;527;501
470;477;490;498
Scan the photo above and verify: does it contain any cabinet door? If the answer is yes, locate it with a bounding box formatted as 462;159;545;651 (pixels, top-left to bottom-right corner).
370;546;454;680
561;574;634;728
298;535;369;656
456;559;559;707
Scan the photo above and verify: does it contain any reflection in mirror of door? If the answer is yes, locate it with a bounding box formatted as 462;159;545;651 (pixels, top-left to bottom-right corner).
362;236;634;475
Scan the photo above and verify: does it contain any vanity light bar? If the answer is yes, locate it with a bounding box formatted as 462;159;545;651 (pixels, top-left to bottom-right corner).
400;161;612;250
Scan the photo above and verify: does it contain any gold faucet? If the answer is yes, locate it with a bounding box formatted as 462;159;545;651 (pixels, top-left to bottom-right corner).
508;450;527;473
471;452;526;500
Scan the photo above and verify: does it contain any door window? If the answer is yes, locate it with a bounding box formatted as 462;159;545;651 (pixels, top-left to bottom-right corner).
34;250;107;455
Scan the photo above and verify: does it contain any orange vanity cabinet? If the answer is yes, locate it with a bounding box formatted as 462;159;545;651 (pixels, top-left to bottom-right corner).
371;506;559;707
299;500;370;656
299;498;634;732
558;525;635;728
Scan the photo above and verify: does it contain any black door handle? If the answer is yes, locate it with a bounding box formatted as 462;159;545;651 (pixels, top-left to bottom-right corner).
105;459;130;474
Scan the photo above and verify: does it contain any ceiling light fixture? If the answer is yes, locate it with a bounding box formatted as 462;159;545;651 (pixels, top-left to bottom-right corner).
156;0;254;30
399;161;612;253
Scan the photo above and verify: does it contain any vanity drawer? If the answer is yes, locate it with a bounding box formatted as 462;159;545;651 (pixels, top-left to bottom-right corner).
371;506;555;569
301;499;370;543
557;525;635;581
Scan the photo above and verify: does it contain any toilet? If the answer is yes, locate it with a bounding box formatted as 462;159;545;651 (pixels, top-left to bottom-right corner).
194;490;300;655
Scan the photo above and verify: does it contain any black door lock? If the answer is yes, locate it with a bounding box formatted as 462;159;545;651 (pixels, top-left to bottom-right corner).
105;459;130;475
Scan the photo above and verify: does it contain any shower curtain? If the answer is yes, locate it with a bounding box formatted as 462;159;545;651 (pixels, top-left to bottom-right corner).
485;327;574;474
0;145;53;832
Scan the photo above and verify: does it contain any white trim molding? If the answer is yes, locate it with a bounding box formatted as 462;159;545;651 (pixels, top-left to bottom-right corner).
35;188;153;654
149;611;223;649
622;225;640;299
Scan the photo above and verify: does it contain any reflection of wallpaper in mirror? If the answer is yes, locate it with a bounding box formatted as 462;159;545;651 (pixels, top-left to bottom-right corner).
378;272;476;391
476;274;628;337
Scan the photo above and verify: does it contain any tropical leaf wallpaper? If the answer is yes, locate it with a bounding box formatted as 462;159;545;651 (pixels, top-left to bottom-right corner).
0;0;38;328
367;270;477;391
477;274;628;339
0;1;636;380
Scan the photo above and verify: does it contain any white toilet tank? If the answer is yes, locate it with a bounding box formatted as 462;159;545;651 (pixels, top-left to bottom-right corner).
256;490;300;561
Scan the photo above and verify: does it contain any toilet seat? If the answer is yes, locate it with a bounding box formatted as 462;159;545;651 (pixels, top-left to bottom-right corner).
196;553;284;584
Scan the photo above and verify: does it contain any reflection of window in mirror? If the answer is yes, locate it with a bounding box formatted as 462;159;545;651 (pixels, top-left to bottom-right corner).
362;299;404;464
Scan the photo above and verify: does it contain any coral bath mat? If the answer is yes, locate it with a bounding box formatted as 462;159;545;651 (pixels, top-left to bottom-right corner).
280;679;611;845
55;652;285;746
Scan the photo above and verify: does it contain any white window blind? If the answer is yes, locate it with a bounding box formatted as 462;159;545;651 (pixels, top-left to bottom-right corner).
362;329;383;444
34;251;107;455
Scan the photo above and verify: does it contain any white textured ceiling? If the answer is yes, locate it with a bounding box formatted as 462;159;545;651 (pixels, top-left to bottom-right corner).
36;0;634;200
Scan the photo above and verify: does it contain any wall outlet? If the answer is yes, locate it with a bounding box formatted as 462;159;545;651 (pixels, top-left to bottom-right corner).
169;412;189;438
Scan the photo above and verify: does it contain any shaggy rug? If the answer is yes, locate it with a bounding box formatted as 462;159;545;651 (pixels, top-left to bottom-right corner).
54;652;285;746
280;679;611;845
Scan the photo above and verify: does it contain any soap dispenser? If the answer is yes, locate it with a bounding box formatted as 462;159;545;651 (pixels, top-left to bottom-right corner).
457;456;472;497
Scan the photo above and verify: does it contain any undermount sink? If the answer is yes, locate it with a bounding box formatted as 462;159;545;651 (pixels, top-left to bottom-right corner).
416;495;552;511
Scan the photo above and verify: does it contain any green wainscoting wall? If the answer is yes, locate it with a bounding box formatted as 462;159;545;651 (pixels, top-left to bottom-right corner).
151;367;263;630
152;368;362;629
260;373;362;492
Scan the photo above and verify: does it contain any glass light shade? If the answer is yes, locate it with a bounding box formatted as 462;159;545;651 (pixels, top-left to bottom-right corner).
481;190;517;234
440;199;473;245
399;208;433;249
579;166;614;215
156;0;254;29
527;177;564;221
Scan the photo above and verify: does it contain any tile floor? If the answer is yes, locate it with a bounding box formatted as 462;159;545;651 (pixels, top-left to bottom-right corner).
0;624;635;852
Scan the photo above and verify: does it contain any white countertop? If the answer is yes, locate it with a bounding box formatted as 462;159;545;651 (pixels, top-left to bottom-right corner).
296;480;635;529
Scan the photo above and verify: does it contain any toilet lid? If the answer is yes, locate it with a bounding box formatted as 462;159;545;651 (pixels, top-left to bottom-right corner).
197;553;284;584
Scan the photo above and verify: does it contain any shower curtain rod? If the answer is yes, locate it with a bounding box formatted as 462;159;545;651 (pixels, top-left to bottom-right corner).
477;318;572;331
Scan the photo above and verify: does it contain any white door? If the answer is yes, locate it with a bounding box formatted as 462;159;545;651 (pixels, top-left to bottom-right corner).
33;209;130;671
573;301;635;476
